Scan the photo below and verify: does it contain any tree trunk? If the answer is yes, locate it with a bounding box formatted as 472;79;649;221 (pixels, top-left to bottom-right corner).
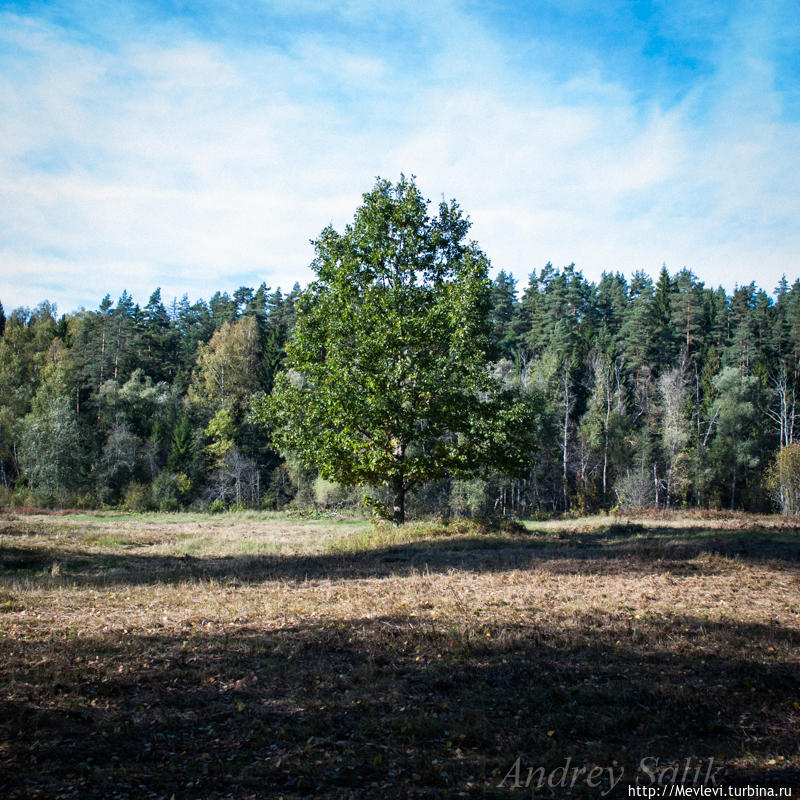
392;476;405;526
602;365;611;508
99;330;105;384
562;366;570;511
653;463;659;507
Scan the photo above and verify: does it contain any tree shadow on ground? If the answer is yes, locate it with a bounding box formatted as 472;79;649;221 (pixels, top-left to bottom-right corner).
1;523;798;586
2;610;798;799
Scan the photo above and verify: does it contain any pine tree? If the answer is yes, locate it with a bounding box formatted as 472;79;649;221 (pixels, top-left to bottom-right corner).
488;270;518;361
209;291;237;328
595;272;627;357
670;269;705;368
652;265;677;369
619;270;655;374
142;288;172;381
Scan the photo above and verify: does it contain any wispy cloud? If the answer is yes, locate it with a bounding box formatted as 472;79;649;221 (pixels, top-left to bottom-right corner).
0;1;798;312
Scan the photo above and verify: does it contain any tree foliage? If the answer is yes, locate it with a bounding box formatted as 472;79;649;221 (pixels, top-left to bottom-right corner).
189;317;261;410
258;176;537;523
766;441;800;514
0;187;798;517
18;399;81;503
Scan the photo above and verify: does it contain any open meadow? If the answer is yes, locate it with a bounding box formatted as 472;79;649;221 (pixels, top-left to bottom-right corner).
1;510;799;798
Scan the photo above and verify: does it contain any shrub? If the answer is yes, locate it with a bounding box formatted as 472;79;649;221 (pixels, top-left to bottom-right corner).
312;477;360;508
449;478;490;517
0;485;12;511
765;443;800;514
123;482;153;512
614;468;654;510
75;492;100;510
260;494;277;510
152;472;179;512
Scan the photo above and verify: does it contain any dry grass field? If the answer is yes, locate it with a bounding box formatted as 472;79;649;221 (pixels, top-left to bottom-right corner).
1;510;798;798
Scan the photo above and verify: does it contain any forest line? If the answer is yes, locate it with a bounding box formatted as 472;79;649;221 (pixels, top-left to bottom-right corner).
1;262;799;517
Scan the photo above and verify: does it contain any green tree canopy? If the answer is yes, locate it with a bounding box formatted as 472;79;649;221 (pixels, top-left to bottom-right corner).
189;316;261;411
707;367;760;509
257;175;537;523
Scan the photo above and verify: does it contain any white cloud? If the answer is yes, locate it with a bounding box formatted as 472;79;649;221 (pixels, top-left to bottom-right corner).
0;3;798;313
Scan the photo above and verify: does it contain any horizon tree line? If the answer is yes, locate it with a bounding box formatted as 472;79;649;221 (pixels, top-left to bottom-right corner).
2;259;799;517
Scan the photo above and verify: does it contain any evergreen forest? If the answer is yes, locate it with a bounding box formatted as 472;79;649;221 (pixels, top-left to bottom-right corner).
2;264;800;517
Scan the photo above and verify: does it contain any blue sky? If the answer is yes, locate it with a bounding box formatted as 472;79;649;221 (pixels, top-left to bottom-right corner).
1;0;798;312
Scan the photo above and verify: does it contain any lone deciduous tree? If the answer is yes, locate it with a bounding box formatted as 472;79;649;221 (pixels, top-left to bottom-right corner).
256;176;537;524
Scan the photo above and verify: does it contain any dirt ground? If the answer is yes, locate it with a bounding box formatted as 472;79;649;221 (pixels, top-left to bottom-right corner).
1;510;798;798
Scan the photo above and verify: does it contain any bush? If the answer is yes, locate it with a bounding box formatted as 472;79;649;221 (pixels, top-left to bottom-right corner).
207;498;226;514
449;478;489;517
123;482;153;512
151;471;187;512
28;490;56;510
312;477;360;508
75;492;100;510
765;443;800;514
614;468;654;510
0;485;12;511
281;453;317;509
